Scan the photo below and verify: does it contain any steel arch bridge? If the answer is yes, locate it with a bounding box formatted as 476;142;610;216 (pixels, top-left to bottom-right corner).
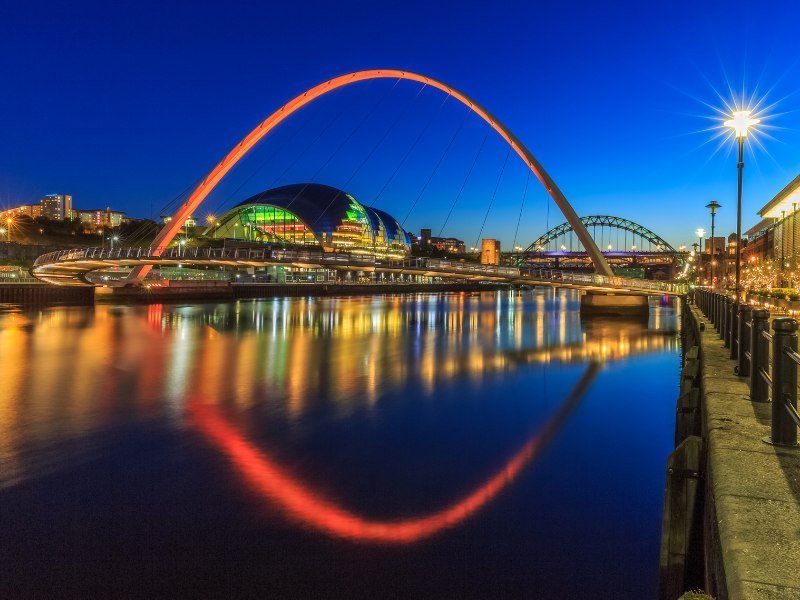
123;68;614;284
526;216;676;254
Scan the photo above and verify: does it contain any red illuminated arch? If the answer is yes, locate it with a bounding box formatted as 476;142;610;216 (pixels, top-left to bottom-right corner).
130;70;612;282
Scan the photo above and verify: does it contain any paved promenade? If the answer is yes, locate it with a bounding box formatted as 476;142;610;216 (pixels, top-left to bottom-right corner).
692;304;800;599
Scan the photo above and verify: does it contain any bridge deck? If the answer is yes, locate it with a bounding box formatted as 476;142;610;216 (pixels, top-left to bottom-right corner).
32;246;686;295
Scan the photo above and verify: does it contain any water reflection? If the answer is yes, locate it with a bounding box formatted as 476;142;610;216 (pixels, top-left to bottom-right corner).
0;290;679;490
189;362;600;544
0;289;681;597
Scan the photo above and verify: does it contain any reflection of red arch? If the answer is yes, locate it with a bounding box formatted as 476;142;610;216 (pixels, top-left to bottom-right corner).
189;363;599;544
130;70;612;282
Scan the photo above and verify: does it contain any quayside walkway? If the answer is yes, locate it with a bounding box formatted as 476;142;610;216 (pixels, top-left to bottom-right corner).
674;290;800;600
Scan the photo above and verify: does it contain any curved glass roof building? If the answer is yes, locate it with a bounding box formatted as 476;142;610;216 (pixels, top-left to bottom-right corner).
211;183;411;259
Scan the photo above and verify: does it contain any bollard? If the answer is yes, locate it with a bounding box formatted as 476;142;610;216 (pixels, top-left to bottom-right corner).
770;318;799;447
723;298;732;347
750;309;771;402
710;293;716;327
730;301;740;360
728;301;738;355
714;293;720;329
736;305;753;376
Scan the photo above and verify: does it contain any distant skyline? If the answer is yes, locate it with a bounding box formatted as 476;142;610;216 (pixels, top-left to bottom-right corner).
3;0;800;249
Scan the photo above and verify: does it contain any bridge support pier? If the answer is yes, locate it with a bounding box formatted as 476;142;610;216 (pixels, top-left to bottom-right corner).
579;291;649;317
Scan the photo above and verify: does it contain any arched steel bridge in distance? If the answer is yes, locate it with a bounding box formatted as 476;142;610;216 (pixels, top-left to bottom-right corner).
527;216;677;254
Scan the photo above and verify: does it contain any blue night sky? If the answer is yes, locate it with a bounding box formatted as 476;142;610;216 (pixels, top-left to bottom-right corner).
2;0;800;249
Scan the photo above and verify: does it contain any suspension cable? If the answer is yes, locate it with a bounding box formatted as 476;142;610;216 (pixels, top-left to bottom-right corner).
437;131;489;237
511;170;531;252
402;106;470;226
369;93;451;207
473;145;511;249
204;86;356;220
308;79;403;226
339;83;427;192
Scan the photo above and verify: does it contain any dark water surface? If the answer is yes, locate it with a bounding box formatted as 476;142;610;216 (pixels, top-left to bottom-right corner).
0;289;680;599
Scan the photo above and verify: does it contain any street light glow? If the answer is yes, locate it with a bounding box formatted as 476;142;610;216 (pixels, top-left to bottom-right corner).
724;110;760;139
695;228;706;238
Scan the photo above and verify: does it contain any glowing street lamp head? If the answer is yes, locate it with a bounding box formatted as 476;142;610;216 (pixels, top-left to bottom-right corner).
696;228;706;238
705;200;721;215
724;110;760;139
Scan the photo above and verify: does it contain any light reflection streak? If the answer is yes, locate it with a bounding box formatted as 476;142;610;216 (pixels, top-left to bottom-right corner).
189;363;600;544
0;292;679;489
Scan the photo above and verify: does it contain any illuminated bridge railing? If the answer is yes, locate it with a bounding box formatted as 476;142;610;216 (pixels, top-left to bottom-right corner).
412;258;685;294
33;247;686;294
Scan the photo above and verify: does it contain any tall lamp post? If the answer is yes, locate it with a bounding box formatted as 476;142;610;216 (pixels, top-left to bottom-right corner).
706;201;721;288
696;228;706;285
724;110;760;300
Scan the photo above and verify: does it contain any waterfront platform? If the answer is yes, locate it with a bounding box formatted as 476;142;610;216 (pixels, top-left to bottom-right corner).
691;304;800;599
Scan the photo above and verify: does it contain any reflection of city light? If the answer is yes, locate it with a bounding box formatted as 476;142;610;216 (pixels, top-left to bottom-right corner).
188;363;599;544
0;294;680;490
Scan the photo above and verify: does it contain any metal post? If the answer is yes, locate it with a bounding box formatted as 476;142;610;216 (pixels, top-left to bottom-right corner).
770;318;799;447
713;293;720;329
719;295;726;339
710;211;716;288
735;137;743;302
736;305;753;376
730;301;739;359
724;298;732;347
749;309;770;402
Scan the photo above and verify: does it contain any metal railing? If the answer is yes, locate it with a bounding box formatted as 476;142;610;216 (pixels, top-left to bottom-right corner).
33;246;688;294
696;288;800;447
0;271;41;284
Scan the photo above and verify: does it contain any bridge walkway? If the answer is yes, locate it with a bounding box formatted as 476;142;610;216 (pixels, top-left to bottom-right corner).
32;246;686;296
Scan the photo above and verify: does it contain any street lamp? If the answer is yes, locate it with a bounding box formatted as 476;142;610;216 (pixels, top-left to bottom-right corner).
724;110;760;299
705;201;721;288
696;228;706;286
206;215;217;239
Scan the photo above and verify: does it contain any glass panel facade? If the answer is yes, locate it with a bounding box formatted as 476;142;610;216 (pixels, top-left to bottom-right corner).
238;205;318;246
328;195;374;254
210;184;411;258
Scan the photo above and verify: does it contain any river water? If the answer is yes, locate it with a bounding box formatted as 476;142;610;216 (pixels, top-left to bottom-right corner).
0;289;680;599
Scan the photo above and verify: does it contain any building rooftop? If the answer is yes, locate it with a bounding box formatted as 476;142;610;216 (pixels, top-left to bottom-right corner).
757;173;800;218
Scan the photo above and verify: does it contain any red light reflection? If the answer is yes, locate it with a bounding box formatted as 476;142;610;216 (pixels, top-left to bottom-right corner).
190;363;598;544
